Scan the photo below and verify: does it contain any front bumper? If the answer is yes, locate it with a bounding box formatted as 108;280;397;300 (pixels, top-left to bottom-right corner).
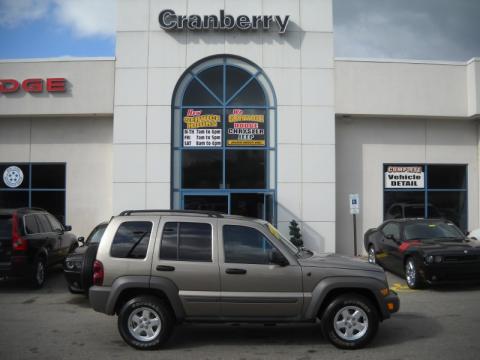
421;262;480;284
384;290;400;315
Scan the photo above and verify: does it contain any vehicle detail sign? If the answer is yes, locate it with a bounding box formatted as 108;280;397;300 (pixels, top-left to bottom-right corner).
385;166;424;188
183;109;222;147
227;109;265;147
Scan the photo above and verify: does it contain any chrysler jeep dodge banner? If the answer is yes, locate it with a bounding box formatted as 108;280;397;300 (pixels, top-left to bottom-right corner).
385;166;424;188
227;109;265;146
183;109;222;147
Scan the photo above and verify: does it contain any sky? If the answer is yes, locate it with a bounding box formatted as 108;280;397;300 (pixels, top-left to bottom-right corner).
0;0;479;62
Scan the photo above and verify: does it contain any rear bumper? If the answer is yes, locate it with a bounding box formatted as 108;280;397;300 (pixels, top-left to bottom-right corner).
89;285;112;314
0;256;32;277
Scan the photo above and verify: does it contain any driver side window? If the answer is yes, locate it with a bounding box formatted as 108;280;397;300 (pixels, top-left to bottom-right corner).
382;223;401;240
223;225;274;264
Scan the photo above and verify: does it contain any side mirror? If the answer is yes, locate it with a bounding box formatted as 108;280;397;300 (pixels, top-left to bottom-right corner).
64;225;72;232
269;249;289;267
77;236;85;246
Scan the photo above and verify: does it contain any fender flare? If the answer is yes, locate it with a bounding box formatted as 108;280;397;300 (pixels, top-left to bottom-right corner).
304;276;387;320
104;276;185;320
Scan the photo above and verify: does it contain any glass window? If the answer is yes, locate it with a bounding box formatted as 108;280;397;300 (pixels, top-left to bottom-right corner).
24;215;39;234
183;79;220;106
404;221;464;241
184;195;228;213
178;222;212;262
0;191;28;209
160;222;212;262
230;193;264;218
223;225;273;264
31;191;66;225
46;213;63;231
428;191;467;231
228;79;265;106
427;165;466;189
226;150;266;189
31;164;65;189
226;66;252;100
36;214;53;233
384;191;425;219
110;222;152;259
382;223;401;240
87;224;107;245
0;215;12;238
182;150;222;189
160;222;179;260
197;65;223;100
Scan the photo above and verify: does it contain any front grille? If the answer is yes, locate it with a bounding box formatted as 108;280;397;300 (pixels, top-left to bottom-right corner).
443;255;479;263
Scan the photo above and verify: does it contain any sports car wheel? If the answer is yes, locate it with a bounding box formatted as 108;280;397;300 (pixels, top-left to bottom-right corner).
405;257;426;289
367;246;376;264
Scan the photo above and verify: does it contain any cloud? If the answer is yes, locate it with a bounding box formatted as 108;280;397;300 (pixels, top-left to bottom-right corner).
53;0;115;38
333;0;480;61
0;0;51;27
0;0;115;38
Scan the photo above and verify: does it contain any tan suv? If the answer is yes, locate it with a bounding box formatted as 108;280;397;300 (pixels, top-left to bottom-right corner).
89;210;399;350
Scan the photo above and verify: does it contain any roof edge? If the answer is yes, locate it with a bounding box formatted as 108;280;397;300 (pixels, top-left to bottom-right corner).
0;56;115;64
335;57;480;66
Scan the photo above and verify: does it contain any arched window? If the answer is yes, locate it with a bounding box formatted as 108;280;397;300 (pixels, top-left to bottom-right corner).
171;55;277;222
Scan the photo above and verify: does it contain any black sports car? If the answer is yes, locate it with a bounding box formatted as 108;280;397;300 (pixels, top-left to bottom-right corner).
63;222;107;294
364;218;480;289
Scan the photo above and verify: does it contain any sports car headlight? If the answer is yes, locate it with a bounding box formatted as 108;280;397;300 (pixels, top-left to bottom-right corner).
65;259;83;271
425;255;434;264
434;255;443;263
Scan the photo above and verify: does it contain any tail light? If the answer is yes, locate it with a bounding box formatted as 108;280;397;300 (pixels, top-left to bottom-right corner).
93;260;104;286
12;212;28;251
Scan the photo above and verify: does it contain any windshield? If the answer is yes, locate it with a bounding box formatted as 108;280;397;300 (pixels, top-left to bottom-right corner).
86;224;107;245
265;223;299;255
404;222;464;241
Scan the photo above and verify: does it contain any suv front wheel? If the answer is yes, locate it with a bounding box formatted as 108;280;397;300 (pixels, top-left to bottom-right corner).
118;296;174;350
320;293;379;349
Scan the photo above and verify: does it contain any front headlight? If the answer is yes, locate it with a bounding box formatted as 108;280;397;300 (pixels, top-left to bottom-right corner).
425;255;434;264
65;258;83;271
434;255;443;263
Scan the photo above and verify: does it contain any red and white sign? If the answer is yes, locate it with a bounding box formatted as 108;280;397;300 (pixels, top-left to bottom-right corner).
0;78;66;94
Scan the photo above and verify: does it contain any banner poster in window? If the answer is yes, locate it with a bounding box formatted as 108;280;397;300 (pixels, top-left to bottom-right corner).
226;109;265;146
384;165;424;189
183;108;222;147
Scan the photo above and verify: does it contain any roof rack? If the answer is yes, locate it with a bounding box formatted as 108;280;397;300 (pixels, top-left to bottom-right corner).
118;209;224;218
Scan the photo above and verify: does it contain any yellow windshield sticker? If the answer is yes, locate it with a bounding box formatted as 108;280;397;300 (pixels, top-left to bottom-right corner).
428;224;436;228
268;223;281;240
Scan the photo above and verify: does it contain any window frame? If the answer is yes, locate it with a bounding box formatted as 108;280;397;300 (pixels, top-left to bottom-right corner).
383;163;468;230
171;55;277;224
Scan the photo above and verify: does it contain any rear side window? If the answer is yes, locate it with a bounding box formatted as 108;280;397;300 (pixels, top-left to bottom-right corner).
0;216;12;238
36;214;53;233
46;213;63;231
160;222;212;262
24;215;40;234
110;221;152;259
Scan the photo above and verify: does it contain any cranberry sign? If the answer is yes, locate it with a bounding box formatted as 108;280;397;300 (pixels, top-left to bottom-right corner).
0;78;66;94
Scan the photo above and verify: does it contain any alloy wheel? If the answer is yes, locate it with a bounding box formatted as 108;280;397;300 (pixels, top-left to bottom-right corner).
405;259;416;287
333;306;369;341
127;307;162;342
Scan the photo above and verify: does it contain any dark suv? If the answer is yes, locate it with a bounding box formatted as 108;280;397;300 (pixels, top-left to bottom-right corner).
0;208;77;288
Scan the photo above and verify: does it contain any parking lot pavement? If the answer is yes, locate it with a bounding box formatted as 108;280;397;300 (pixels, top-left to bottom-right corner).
1;269;480;360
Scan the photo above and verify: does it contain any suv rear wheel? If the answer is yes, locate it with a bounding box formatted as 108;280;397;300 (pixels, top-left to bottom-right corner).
118;296;174;350
30;257;46;289
320;293;379;349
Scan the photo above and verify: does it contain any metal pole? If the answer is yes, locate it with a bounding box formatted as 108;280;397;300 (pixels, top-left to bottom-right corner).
353;214;357;256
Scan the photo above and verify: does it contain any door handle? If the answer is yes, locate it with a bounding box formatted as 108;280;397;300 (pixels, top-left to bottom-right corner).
156;265;175;272
226;268;247;275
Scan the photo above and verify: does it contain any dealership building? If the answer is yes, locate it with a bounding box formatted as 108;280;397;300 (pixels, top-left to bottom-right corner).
1;0;479;255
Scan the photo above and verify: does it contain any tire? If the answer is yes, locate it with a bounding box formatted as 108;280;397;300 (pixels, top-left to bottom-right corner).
320;293;379;349
367;245;376;264
30;257;46;289
118;296;174;350
404;257;426;289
